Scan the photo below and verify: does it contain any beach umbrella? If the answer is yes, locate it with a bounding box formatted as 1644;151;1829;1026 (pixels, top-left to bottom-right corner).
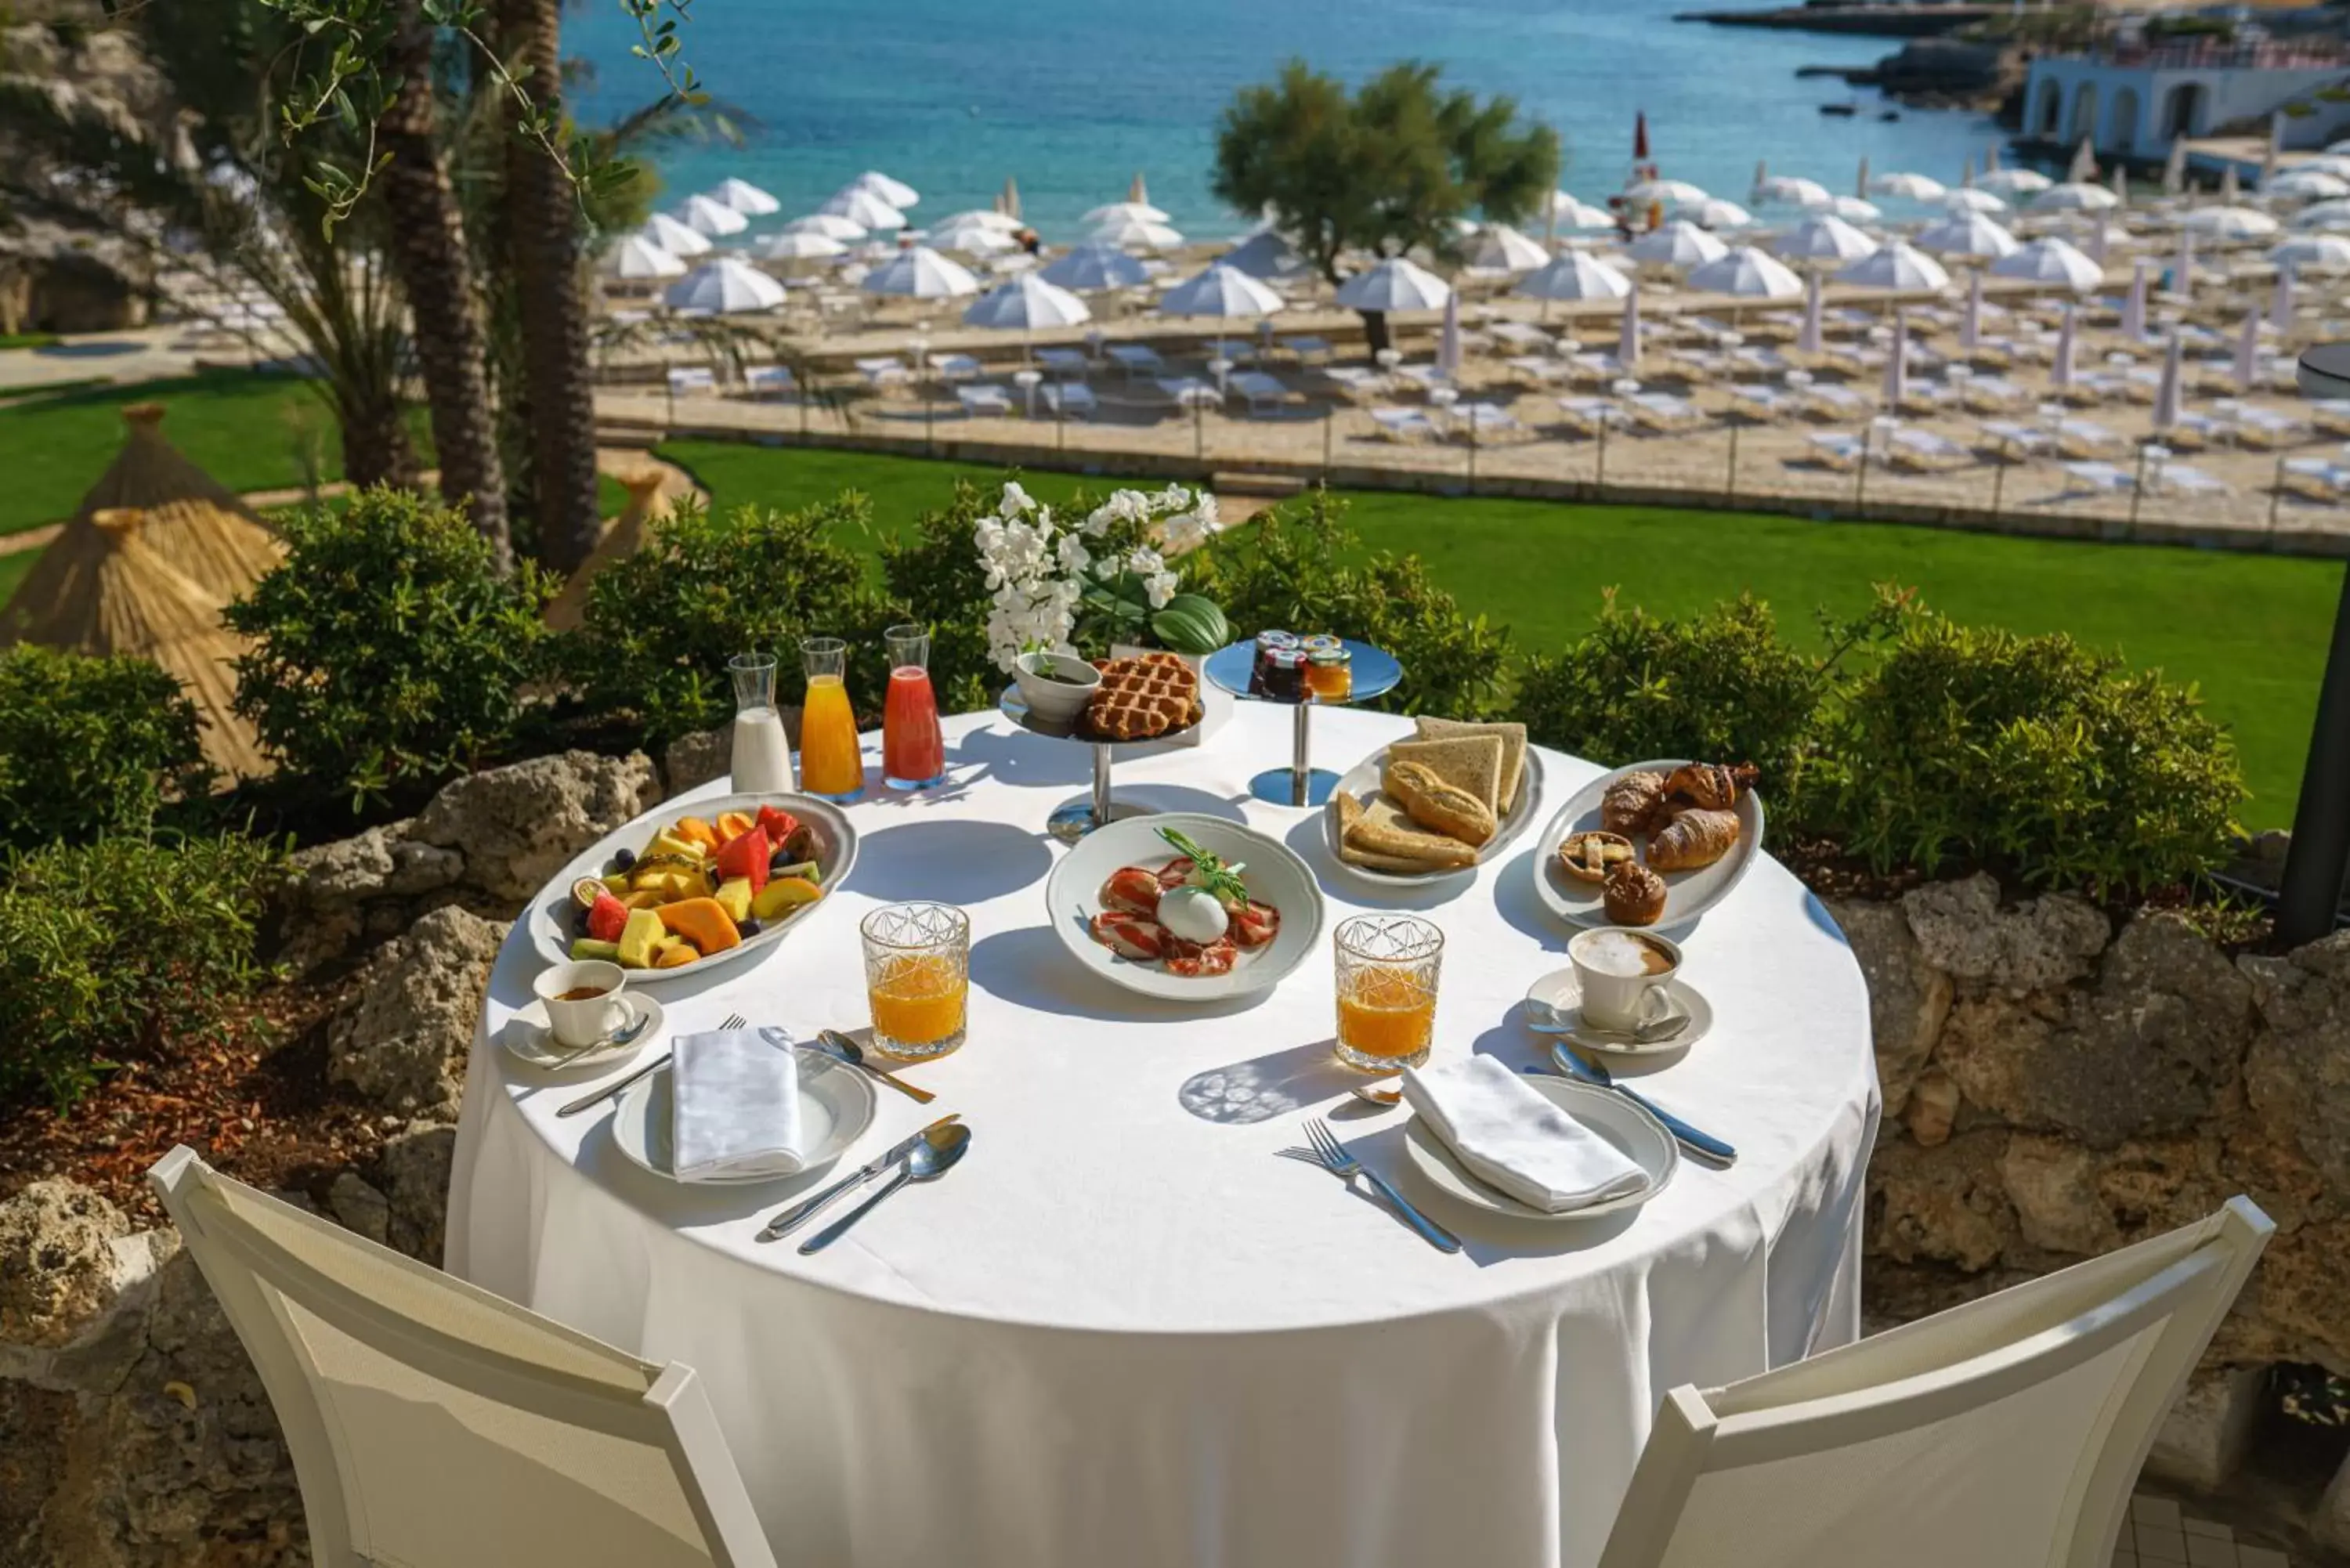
1333;255;1451;312
1960;269;1983;350
2274;266;2298;332
1627;219;1728;267
1541;192;1616;228
932;208;1024;233
2171;227;2196;291
707;176;780;216
2267;114;2285;186
1517;250;1633;302
2067;139;2098;183
2272;234;2350;273
962;273;1091;337
820;187;908;230
604;233;687;280
2052;303;2077;387
1436;292;1463;378
861;244;982;299
664;256;784;314
2112;167;2129;208
2153;334;2184;431
1824;194;1881;222
929;218;1018;255
2221;164;2240;205
1084;199;1172;226
1160;263;1285;320
1799;269;1824;354
1625;178;1708;208
672;193;749;238
1856;155;1871;199
754;230;847;262
2293;200;2350;233
1754;175;1831;208
1676;197;1754;230
2122;260;2149;339
2030;182;2119;213
846;170;920;208
1944;187;2008;214
1914;211;2019;259
782;212;867;240
2234;311;2263;393
1871;171;1947;202
1128;172;1151;205
638;211;713;256
2182;205;2280;241
1774;213;1878;263
1686;244;1802;299
1618;285;1641;370
1001;177;1023;220
2268;168;2350;201
1091;215;1184;251
1467;222;1552;271
2298;155;2350;180
1218;230;1311;280
2164;139;2189;196
1977;168;2052;197
1835;240;1950;293
1039;243;1151;291
1990;236;2104;293
1882;309;1909;405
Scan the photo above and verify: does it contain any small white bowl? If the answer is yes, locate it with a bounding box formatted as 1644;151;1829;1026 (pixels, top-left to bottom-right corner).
1013;651;1101;724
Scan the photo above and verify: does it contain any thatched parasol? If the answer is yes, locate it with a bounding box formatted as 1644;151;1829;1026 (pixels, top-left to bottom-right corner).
2;508;267;777
545;468;672;631
70;403;284;599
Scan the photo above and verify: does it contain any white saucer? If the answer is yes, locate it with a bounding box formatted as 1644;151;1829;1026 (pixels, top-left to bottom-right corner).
1522;970;1713;1057
501;992;665;1071
1403;1075;1677;1221
609;1050;877;1186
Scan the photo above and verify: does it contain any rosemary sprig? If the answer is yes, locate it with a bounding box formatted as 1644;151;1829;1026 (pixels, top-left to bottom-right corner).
1157;827;1250;906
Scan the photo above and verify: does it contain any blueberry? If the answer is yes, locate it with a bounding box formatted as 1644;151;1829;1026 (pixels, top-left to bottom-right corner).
738;917;764;938
609;847;637;872
572;907;592;938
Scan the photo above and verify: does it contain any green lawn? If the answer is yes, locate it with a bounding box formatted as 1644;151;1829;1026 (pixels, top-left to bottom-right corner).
0;333;59;351
0;551;34;604
660;441;2339;829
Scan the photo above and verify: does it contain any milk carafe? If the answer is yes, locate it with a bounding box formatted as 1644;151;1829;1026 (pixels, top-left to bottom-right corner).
728;652;794;793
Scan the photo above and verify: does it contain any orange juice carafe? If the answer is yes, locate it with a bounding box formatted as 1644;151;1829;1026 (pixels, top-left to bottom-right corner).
797;637;864;801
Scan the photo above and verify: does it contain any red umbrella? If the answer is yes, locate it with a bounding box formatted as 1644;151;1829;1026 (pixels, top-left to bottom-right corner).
1634;110;1650;162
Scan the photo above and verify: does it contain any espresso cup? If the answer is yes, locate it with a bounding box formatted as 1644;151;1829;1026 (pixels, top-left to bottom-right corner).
533;959;627;1050
1567;927;1682;1032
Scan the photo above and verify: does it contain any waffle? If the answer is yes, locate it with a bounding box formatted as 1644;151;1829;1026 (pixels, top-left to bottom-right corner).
1085;652;1202;741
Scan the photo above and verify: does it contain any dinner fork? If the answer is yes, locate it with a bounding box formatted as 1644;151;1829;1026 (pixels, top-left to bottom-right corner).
1300;1118;1461;1254
557;1011;743;1118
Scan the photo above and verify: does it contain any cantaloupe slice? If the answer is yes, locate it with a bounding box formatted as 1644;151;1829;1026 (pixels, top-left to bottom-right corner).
715;811;755;844
674;817;720;852
653;941;700;970
657;897;740;956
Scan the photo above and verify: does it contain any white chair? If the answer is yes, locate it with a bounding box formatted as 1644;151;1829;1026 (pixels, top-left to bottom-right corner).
1598;1198;2272;1568
150;1147;777;1568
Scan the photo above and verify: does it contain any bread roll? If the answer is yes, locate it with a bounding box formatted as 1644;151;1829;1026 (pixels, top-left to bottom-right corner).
1383;759;1497;847
1601;771;1670;836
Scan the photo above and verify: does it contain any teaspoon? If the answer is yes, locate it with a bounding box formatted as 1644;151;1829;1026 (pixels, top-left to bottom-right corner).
799;1123;970;1254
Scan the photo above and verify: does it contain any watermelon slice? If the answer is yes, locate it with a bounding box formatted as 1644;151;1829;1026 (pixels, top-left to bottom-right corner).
754;805;801;847
711;826;771;894
586;891;629;944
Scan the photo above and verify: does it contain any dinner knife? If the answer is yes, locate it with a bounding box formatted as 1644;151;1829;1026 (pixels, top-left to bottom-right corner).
1531;1051;1738;1168
756;1115;962;1242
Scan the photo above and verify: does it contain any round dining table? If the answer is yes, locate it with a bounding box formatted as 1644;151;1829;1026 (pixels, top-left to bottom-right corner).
448;699;1879;1568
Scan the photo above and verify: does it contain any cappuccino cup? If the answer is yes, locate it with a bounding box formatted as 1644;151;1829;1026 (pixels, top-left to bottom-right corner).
1567;927;1681;1032
533;959;627;1050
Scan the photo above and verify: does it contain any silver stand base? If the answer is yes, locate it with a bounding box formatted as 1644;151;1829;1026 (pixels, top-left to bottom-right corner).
1249;767;1342;807
1047;797;1157;844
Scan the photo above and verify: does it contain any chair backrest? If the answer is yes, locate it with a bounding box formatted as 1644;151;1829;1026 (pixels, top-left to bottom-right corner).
1598;1196;2271;1568
150;1147;777;1568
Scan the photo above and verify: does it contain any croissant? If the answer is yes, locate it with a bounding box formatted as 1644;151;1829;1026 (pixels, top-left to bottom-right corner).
1600;771;1671;836
1603;861;1667;926
1647;807;1741;872
1662;762;1759;812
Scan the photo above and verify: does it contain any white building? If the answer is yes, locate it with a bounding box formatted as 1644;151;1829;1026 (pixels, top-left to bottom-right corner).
2019;41;2348;159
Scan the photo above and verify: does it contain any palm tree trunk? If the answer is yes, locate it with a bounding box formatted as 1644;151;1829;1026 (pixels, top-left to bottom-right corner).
379;0;512;569
497;0;602;573
337;388;420;490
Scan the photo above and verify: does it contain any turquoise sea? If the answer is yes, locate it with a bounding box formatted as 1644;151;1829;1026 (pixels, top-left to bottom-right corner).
566;0;2017;241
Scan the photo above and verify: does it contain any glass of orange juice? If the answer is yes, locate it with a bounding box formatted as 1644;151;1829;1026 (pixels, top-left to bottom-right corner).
862;902;970;1060
797;636;864;801
1332;915;1443;1072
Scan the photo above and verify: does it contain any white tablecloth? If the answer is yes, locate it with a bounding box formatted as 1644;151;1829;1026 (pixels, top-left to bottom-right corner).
449;701;1879;1568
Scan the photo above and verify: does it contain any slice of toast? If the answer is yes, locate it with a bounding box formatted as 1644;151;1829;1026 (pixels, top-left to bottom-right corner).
1341;792;1478;869
1412;717;1529;813
1385;735;1505;816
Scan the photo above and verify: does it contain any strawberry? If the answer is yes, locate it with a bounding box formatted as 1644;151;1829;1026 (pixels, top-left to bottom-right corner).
586;891;629;944
711;825;771;895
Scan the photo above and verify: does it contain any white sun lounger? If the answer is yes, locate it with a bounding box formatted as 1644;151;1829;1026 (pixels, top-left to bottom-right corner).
1728;385;1794;418
1806;431;1866;470
1629;391;1702;429
1889;427;1972;471
741;364;797;399
1321;365;1389;400
1801;383;1871;419
665;367;717;397
1106;344;1167;380
2061;461;2136;494
1227;371;1292;416
855;356;910;391
1978;419;2052;456
2054;418;2121;457
1371;406;1441;443
1041;383;1097;420
928;352;984;383
1452;402;1524;438
1490;322;1554;352
1035;346;1091;378
2234;406;2308;449
2152;463;2229;497
1156;376;1220;409
1556;396;1630;433
955;384;1015;417
2283;456;2350;496
2160;411;2232;450
1960;376;2026;410
1506;355;1570;385
2311;399;2350;437
1281;334;1335;363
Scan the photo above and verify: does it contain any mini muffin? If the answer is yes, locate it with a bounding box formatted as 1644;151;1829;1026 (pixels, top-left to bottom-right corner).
1602;861;1668;927
1557;829;1636;884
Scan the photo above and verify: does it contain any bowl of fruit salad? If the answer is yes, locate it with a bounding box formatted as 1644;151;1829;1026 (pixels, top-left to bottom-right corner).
526;792;859;983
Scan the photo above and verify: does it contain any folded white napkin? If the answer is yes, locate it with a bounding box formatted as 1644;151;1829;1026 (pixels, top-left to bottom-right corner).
1402;1056;1649;1214
669;1026;806;1182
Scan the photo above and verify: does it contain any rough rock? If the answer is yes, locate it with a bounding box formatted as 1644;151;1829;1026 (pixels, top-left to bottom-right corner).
1900;873;2109;993
1904;1068;1958;1148
0;1180;132;1352
329;905;506;1118
326;1172;391;1246
1870;1129;2016;1270
2241;930;2350;1193
2001;1134;2120;1255
1825;897;1950;1117
378;1122;457;1265
284;818;462;905
414;749;659;902
663;726;733;799
2319;1436;2350;1558
2145;1364;2266;1493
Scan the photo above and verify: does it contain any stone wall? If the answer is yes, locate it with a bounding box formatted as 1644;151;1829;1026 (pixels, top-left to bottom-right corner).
4;843;2346;1563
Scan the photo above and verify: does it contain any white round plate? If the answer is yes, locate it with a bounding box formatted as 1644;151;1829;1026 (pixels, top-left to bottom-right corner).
1531;760;1765;932
609;1047;877;1185
1320;741;1546;886
1045;812;1325;1003
501;992;667;1071
1404;1075;1677;1221
1523;969;1714;1057
526;791;859;986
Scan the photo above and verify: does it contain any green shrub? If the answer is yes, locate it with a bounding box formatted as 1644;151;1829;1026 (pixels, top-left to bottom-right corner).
0;832;282;1110
0;645;212;848
226;487;552;811
564;493;880;745
1193;490;1512;720
1819;612;2245;894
